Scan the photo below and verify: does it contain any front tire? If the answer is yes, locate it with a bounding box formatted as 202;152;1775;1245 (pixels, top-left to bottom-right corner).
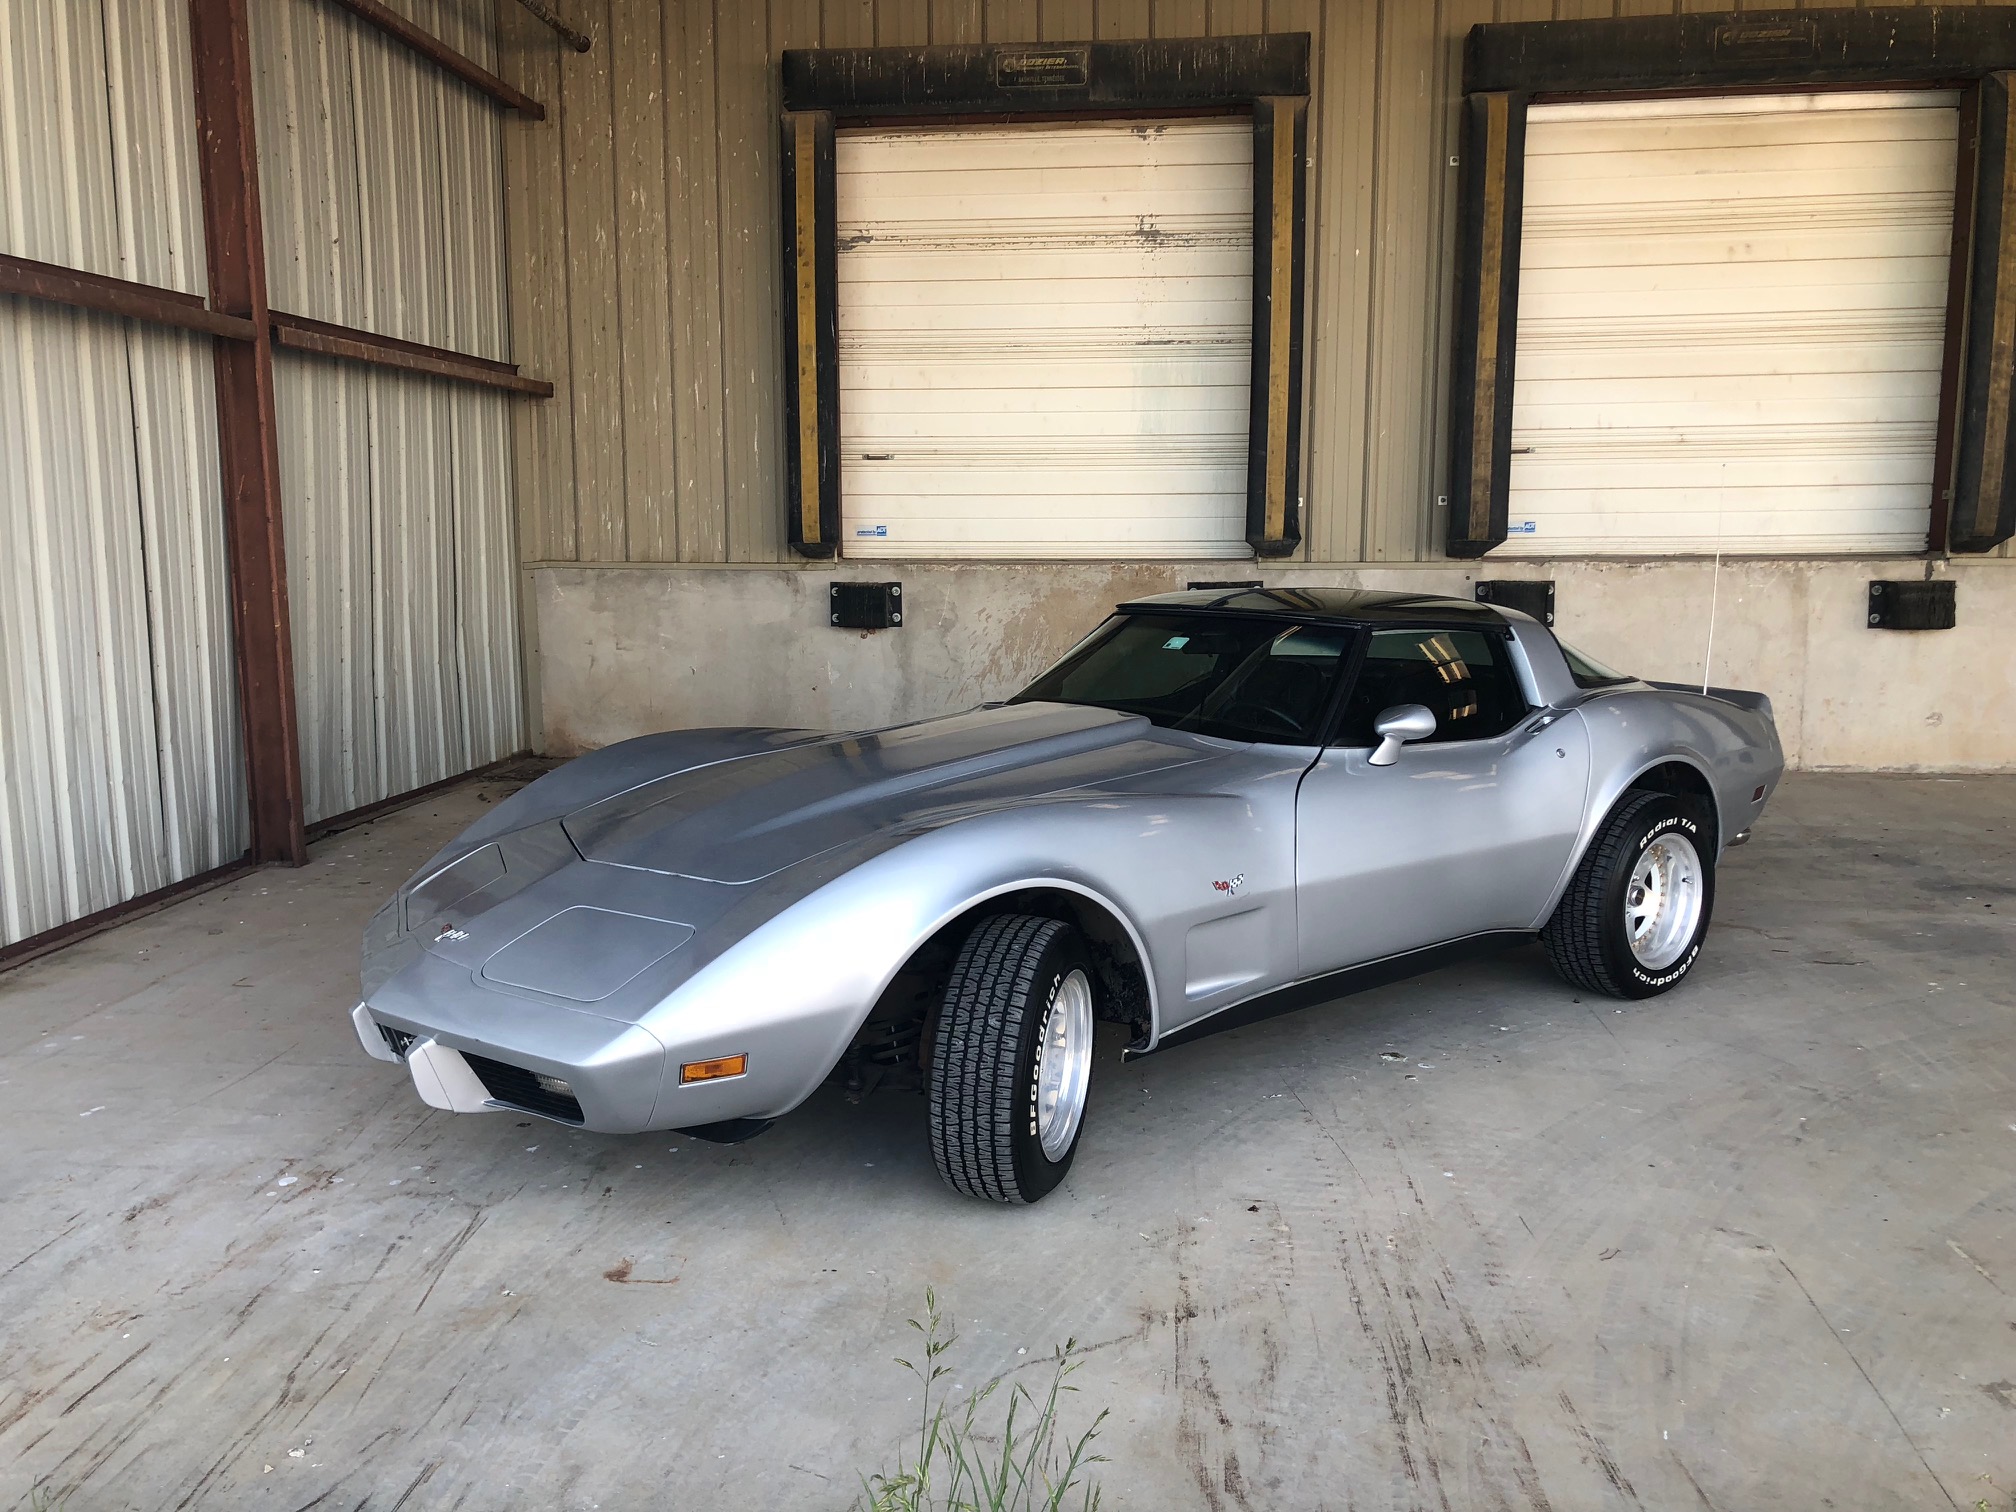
1542;791;1715;1000
928;915;1096;1204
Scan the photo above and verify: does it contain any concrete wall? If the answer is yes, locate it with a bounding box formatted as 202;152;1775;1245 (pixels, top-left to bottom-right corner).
531;557;2016;770
501;0;2016;775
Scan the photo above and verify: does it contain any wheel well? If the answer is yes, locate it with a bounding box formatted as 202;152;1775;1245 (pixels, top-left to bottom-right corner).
929;889;1151;1037
833;889;1154;1097
1626;761;1719;850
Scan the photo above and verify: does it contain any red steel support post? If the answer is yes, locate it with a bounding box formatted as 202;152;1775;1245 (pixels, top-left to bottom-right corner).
189;0;307;866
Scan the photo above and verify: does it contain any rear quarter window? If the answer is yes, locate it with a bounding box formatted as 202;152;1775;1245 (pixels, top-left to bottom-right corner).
1559;640;1634;690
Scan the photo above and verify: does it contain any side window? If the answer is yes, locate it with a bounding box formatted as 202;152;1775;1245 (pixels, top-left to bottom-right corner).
1334;627;1528;746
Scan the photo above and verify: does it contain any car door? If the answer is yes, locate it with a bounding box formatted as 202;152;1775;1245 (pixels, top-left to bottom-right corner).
1294;623;1590;977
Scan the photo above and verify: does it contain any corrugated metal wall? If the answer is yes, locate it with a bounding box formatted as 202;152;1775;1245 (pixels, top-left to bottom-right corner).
496;0;2004;571
0;0;247;947
252;0;525;823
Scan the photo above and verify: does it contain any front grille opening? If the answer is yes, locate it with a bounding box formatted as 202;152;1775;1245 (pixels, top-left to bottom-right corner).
463;1051;585;1124
379;1024;417;1058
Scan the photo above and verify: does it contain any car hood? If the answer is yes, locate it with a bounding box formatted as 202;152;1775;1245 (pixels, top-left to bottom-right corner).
559;702;1206;883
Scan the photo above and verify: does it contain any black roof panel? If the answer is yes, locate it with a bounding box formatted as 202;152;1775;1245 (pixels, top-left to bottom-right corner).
1118;587;1513;626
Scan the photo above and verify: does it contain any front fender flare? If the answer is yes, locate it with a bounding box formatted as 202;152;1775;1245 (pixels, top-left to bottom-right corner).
638;857;1165;1126
879;875;1163;1048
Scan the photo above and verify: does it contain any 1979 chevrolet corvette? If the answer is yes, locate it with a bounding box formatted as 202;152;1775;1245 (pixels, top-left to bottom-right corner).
353;587;1782;1203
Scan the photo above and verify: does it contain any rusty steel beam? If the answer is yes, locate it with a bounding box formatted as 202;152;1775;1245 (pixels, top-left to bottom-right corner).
0;252;259;339
190;0;308;868
323;0;546;118
271;309;555;396
0;251;553;398
511;0;592;54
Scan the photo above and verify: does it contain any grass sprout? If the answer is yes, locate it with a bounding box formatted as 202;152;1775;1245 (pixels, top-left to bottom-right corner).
856;1288;1107;1512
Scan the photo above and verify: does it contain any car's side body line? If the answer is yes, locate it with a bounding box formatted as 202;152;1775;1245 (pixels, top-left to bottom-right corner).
634;781;1300;1127
354;591;1788;1157
1126;929;1535;1058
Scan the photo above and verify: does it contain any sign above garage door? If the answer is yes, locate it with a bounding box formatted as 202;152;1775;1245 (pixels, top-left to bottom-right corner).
836;119;1253;560
1502;90;1958;556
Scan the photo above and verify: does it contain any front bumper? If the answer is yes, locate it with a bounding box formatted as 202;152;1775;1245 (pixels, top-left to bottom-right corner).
356;949;672;1131
352;942;853;1134
346;1008;661;1137
353;1003;602;1123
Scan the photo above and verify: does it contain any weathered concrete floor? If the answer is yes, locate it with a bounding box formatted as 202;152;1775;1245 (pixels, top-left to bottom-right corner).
3;773;2014;1510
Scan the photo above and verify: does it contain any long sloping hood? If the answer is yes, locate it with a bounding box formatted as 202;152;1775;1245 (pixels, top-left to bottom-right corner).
561;703;1204;883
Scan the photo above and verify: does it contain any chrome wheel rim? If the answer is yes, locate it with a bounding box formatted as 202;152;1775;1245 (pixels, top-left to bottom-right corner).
1034;969;1094;1161
1626;832;1703;971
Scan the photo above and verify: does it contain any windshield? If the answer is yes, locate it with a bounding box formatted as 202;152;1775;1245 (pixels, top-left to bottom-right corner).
1011;613;1355;745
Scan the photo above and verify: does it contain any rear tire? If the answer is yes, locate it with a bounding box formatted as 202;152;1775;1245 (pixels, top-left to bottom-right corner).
928;915;1095;1204
1542;791;1715;1000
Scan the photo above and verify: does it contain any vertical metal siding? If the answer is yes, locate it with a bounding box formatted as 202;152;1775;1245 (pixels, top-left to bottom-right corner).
101;0;210;294
2;302;156;943
125;324;249;886
0;1;119;277
0;0;245;946
272;353;377;822
497;0;1956;571
0;309;246;947
0;0;206;289
252;0;509;355
253;0;524;823
502;0;579;564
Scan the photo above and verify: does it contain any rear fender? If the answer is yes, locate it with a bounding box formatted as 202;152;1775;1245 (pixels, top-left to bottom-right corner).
1542;691;1782;921
1534;748;1721;926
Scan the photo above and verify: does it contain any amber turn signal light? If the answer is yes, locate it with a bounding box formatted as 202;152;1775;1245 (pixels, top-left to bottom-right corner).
680;1053;747;1084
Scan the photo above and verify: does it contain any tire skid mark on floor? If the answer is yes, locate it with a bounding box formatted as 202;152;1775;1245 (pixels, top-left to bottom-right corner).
1302;1118;1573;1512
56;1339;153;1420
1;1213;87;1282
412;1210;488;1314
1555;1390;1640;1506
34;1336;207;1487
1170;1215;1255;1512
0;1352;100;1439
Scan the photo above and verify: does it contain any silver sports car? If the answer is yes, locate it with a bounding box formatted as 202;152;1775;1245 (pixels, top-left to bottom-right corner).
353;588;1782;1203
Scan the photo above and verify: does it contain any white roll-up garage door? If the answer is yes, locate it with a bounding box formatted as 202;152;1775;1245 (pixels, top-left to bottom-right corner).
836;119;1253;559
1504;91;1959;556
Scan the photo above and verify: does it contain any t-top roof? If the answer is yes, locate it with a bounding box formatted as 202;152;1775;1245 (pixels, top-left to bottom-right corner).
1117;587;1515;627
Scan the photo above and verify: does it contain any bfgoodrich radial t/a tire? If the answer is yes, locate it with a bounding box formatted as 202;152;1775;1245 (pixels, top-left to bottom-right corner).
1542;791;1716;1001
929;914;1096;1204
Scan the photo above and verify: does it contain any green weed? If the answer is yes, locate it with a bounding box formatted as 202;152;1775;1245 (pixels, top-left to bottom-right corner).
856;1288;1107;1512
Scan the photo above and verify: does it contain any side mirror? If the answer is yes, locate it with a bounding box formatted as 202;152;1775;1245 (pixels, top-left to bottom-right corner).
1368;703;1436;767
